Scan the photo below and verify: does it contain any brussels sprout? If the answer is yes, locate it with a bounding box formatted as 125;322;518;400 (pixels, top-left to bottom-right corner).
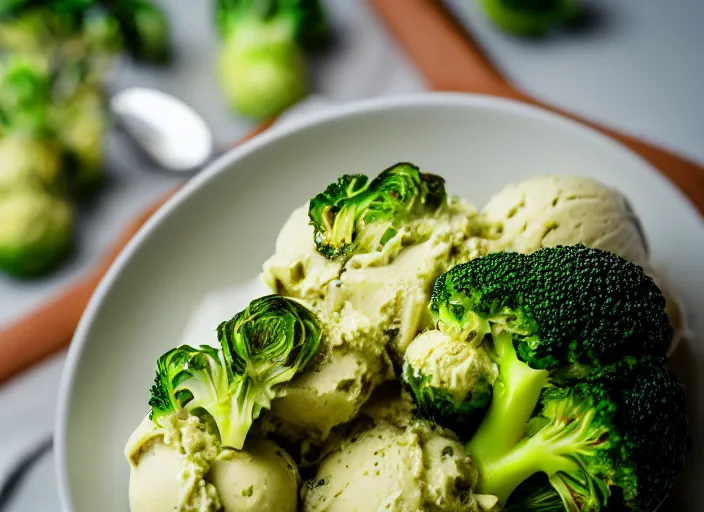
214;0;328;119
0;54;52;134
0;189;74;277
51;86;107;196
149;295;322;450
0;1;170;64
82;10;123;56
217;33;307;120
308;162;447;260
0;134;64;194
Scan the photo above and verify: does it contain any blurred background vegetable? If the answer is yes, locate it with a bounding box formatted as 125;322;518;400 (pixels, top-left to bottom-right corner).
0;0;333;278
0;0;171;278
0;189;74;277
106;0;171;63
0;55;76;277
0;0;171;63
476;0;580;36
214;0;328;120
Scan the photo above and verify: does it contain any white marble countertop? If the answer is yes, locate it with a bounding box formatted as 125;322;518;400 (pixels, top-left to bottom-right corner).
1;0;701;510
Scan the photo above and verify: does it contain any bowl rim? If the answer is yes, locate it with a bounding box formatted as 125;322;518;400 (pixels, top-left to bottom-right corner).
53;91;704;511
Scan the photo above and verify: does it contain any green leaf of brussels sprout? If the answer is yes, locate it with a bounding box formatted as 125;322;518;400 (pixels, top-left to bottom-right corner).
148;295;322;450
308;162;447;260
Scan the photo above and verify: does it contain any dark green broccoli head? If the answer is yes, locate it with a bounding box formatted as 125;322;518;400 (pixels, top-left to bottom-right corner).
572;356;689;511
419;246;688;511
308;162;447;260
430;244;672;369
478;356;689;511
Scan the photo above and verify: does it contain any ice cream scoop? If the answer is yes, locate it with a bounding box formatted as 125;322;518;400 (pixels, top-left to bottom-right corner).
482;174;685;354
302;420;498;512
482;175;649;266
125;415;300;512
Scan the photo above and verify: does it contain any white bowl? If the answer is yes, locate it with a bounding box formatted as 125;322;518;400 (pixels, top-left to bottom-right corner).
55;93;704;511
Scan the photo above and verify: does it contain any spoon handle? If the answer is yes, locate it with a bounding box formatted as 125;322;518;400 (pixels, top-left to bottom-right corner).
369;0;704;214
0;120;274;385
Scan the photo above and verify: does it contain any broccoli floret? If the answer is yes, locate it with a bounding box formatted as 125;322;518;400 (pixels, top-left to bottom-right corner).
477;356;688;511
421;245;686;509
503;474;565;511
308;162;447;260
431;245;671;370
431;245;671;459
149;295;321;450
477;0;579;37
214;0;328;119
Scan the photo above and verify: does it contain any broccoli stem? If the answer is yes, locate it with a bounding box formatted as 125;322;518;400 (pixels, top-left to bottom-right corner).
467;330;548;463
476;393;609;505
224;373;285;449
224;377;258;449
478;421;580;502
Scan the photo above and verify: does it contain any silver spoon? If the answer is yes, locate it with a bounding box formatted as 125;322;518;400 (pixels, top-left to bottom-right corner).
110;87;216;175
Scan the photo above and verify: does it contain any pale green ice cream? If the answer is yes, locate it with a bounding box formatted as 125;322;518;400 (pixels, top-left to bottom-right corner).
482;174;684;353
126;414;222;512
482;174;649;266
266;304;395;442
126;414;300;512
261;198;490;444
404;330;498;404
262;198;489;358
327;203;489;356
301;420;498;512
262;204;342;304
208;439;300;512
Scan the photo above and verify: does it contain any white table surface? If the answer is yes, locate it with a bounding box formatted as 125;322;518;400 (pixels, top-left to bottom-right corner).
1;0;701;510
